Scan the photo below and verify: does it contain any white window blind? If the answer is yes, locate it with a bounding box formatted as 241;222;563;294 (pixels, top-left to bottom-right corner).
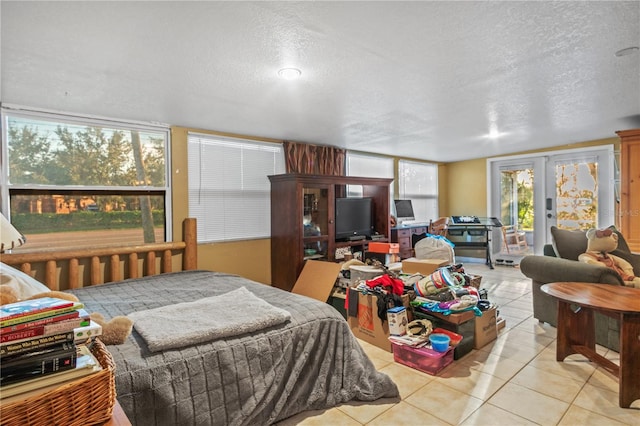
398;160;438;222
187;133;285;242
346;152;394;198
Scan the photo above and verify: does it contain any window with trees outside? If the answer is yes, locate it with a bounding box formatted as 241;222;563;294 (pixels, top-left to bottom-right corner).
1;107;169;252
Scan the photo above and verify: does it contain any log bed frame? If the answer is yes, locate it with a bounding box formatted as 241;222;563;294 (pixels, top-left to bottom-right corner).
0;218;198;291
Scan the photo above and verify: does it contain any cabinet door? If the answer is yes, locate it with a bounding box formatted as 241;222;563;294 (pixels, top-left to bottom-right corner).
302;185;332;260
621;139;640;251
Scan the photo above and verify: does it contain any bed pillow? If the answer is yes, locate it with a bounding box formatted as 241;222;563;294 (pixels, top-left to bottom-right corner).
0;262;50;300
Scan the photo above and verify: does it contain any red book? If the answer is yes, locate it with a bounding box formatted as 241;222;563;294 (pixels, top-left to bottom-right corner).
0;310;81;334
0;327;44;344
0;298;75;322
0;310;91;343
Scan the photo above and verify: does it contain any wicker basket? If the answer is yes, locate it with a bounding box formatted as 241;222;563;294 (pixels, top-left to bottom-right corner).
0;338;116;426
468;274;482;289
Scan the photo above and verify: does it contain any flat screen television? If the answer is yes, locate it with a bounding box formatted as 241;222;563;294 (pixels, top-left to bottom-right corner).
394;199;415;221
335;197;373;241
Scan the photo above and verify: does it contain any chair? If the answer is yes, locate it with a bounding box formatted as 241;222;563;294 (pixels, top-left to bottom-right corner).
428;217;449;236
501;224;528;254
519;225;640;352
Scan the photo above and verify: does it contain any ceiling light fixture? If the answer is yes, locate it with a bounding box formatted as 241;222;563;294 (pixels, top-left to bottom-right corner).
615;46;639;57
485;123;503;139
278;68;302;80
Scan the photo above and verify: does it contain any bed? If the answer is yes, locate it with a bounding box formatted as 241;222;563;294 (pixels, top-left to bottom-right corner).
1;218;399;425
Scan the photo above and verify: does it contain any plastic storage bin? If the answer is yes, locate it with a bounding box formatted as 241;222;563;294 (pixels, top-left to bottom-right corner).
391;342;454;375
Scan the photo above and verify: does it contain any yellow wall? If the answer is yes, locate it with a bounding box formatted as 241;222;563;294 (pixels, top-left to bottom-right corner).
170;126;619;285
441;158;487;218
440;136;619;218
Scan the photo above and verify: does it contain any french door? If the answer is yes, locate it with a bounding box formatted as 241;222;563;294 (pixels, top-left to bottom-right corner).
489;146;615;255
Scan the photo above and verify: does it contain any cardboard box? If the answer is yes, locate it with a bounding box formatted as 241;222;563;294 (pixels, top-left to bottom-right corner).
347;292;411;352
497;316;506;331
291;260;342;302
368;242;400;254
474;306;497;349
401;258;449;275
425;309;476;325
387;306;408;336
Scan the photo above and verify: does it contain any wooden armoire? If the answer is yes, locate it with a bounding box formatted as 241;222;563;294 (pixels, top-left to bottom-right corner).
616;129;640;252
268;173;393;291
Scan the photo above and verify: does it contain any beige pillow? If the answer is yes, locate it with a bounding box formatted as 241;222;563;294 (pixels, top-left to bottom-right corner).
0;262;50;300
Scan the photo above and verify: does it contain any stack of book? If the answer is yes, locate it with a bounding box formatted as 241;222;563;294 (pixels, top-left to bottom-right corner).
0;297;104;403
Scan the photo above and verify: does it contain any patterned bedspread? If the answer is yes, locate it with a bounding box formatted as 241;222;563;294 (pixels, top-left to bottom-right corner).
68;270;399;425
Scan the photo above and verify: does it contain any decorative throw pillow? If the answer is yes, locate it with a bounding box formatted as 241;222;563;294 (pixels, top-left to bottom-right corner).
550;226;588;261
0;262;50;300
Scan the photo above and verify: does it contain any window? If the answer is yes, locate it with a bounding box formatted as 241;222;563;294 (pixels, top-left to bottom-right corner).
398;160;438;221
1;106;169;251
346;152;394;198
187;133;285;242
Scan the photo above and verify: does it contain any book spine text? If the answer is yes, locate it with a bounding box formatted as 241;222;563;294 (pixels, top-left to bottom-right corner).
0;304;83;328
0;331;75;357
0;311;81;334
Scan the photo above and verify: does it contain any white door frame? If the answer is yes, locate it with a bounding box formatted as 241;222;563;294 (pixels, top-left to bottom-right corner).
487;145;615;255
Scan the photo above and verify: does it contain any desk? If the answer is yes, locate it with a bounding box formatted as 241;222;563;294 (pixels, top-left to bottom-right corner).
391;225;428;258
540;282;640;408
447;216;502;269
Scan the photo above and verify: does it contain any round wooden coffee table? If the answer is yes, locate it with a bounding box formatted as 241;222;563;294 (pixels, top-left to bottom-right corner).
541;282;640;408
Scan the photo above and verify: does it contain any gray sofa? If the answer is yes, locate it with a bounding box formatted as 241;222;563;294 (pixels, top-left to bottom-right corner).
520;226;640;352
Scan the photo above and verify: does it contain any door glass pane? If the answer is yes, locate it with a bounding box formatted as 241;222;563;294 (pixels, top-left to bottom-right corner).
500;168;534;230
555;160;598;230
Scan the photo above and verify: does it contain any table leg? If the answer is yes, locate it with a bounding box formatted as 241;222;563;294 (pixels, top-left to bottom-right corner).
619;313;640;408
486;247;494;269
556;301;594;361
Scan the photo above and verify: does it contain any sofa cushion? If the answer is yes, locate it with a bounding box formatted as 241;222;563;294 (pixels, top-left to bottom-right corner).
550;225;631;261
550;226;587;260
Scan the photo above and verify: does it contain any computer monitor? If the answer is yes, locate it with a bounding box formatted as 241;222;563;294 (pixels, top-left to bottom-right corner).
394;199;415;222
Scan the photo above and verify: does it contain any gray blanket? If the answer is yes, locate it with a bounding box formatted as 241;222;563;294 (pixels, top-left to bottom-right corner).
128;287;292;352
69;270;399;425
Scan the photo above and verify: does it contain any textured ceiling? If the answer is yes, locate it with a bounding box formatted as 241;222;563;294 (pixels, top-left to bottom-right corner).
2;1;639;162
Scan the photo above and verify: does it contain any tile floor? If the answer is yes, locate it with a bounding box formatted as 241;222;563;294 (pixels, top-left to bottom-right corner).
279;261;640;425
